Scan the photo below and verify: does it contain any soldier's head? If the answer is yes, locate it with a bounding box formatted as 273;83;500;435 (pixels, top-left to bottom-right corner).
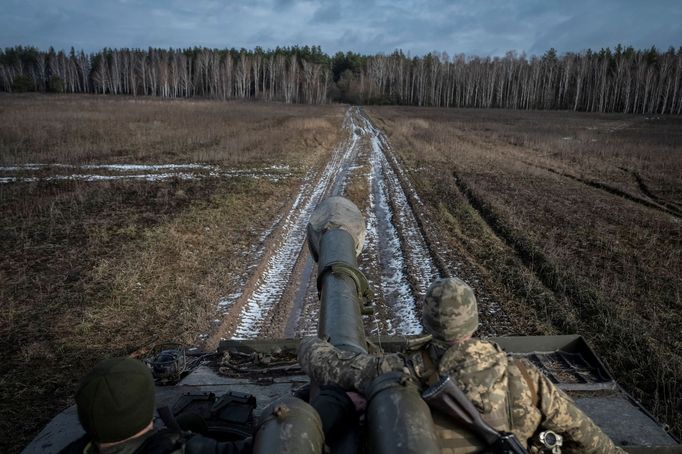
422;277;479;343
76;357;156;445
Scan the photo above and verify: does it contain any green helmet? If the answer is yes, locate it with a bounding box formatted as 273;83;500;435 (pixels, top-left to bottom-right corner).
422;277;479;342
76;357;155;443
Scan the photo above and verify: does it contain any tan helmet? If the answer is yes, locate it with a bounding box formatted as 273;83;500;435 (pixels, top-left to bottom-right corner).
422;277;479;342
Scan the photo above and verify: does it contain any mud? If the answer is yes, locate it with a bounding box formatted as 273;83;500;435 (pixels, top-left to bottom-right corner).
206;106;506;344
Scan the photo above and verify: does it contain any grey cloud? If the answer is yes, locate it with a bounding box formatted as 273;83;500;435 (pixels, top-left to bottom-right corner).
0;0;679;56
528;1;682;55
311;3;340;24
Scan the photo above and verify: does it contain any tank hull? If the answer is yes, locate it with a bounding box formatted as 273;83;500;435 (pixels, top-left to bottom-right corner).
25;335;679;453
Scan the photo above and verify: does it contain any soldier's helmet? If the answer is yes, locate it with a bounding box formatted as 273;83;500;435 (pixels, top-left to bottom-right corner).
422;277;479;342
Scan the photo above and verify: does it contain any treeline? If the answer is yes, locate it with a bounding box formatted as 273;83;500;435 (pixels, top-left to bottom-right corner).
0;46;331;104
1;45;681;114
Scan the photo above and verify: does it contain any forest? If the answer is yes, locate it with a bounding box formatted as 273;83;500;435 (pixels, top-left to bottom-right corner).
1;44;681;114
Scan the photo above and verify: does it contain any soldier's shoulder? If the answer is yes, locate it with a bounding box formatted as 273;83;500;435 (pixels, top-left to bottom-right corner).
457;338;504;356
508;356;543;382
438;338;508;373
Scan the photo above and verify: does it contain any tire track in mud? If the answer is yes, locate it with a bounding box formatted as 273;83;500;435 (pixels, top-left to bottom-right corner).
631;171;682;216
202;108;364;346
205;107;449;345
296;109;444;336
363;111;510;337
233;110;361;340
520;160;681;218
358;111;441;334
278;111;365;338
360;110;510;336
293;109;382;336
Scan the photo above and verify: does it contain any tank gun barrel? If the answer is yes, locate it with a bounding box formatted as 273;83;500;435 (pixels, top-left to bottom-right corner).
307;196;368;354
307;197;441;454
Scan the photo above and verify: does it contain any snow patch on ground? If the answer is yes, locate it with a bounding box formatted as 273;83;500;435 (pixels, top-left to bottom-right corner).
372;127;439;294
0;173;200;183
231;109;360;339
360;110;440;335
0;163;291;183
0;163;217;171
366;132;421;334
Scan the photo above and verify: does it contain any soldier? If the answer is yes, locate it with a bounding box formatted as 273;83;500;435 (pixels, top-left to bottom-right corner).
61;356;356;454
60;356;254;454
298;277;625;454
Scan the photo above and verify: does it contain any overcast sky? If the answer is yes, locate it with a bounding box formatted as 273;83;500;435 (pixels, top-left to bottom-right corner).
1;0;680;57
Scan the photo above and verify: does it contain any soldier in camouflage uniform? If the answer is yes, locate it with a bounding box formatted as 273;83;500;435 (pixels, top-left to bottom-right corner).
299;277;625;454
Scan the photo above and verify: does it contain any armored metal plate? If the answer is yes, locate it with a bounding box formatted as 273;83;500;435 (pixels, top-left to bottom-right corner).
575;396;678;448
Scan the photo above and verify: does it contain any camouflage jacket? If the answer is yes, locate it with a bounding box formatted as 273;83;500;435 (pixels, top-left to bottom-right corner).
298;336;624;454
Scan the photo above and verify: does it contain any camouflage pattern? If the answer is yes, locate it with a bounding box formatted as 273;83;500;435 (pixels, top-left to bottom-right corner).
298;336;405;394
298;337;625;454
434;339;511;431
514;359;626;454
422;278;479;342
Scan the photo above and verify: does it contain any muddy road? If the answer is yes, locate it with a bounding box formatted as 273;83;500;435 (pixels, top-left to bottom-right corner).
204;107;503;347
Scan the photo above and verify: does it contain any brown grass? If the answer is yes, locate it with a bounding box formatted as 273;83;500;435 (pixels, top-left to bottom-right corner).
0;94;344;453
0;94;340;168
367;106;682;436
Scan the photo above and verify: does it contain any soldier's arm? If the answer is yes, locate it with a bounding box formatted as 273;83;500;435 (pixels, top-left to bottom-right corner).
524;361;625;454
298;336;405;394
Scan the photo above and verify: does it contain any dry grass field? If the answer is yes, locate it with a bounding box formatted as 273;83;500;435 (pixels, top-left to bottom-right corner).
2;94;680;451
367;106;682;435
0;94;345;452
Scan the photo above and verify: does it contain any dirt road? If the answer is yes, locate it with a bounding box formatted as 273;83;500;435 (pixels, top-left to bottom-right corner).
204;107;504;346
